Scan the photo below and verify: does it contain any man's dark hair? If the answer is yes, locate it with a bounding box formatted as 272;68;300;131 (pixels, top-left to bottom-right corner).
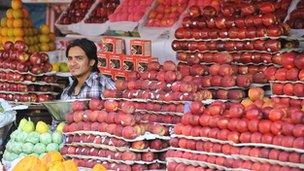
66;38;99;73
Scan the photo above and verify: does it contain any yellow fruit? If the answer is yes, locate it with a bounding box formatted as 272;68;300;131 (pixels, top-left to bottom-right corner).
28;36;35;45
23;8;30;18
62;160;77;171
13;9;23;19
0;17;7;27
49;32;55;41
8;37;15;43
51;63;60;72
6;9;14;19
41;151;64;168
13;19;23;28
13;155;47;171
92;164;107;171
6;19;13;27
39;43;49;52
29;45;35;53
48;162;64;171
22;18;29;27
56;122;65;132
36;121;49;134
40;24;50;34
12;0;23;10
7;28;14;37
13;28;24;37
39;34;50;43
48;42;56;51
1;27;8;36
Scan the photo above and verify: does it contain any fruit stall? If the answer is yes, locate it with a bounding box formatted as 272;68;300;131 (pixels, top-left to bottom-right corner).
0;0;304;170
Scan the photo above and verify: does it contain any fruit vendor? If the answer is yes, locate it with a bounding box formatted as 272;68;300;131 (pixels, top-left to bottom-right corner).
61;38;115;100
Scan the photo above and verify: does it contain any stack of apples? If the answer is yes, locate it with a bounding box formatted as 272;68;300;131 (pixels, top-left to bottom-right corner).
172;1;300;87
167;87;304;170
58;0;95;25
264;51;304;100
106;60;213;102
0;41;58;102
0;0;41;52
108;0;153;22
145;0;189;27
85;0;120;23
61;99;169;170
3;118;64;162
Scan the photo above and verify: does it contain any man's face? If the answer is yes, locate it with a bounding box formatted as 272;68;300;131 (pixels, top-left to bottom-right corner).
67;46;94;77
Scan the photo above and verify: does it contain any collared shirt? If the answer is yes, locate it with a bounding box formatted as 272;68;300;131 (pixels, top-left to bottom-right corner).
61;72;116;100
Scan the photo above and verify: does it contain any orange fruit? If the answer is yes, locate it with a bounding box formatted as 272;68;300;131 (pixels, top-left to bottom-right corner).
13;28;24;37
1;27;8;36
14;36;24;42
12;0;23;10
6;19;14;27
13;19;23;28
7;37;15;43
13;9;23;19
39;24;50;34
6;9;14;19
0;17;7;27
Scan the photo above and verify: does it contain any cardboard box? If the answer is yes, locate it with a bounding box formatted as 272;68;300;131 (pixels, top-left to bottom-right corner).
130;39;151;57
100;36;125;55
99;68;113;79
108;54;122;70
135;57;157;72
114;71;127;81
122;55;135;72
97;53;108;69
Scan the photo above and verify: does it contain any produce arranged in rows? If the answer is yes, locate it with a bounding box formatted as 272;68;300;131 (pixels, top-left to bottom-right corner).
168;87;304;170
3;118;64;162
145;0;189;27
62;99;168;170
58;0;95;24
85;0;120;23
109;0;153;22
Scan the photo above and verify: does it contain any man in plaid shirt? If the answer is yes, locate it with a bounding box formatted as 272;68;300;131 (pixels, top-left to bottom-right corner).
61;38;115;100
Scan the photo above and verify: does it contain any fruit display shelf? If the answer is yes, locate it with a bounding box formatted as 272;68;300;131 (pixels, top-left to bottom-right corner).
22;0;71;3
61;99;168;170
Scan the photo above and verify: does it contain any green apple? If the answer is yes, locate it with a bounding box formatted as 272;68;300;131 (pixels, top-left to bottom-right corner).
16;131;28;143
33;143;46;154
26;132;40;144
22;142;34;154
6;140;14;151
10;129;20;141
52;131;62;144
46;143;59;152
40;132;52;145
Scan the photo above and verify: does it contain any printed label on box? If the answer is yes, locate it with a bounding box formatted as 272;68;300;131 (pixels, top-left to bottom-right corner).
130;39;151;57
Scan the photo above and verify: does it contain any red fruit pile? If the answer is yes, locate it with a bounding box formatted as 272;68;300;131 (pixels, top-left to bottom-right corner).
59;0;95;24
263;52;304;98
109;0;153;22
84;0;119;23
146;0;189;27
0;41;57;102
109;60;213;101
62;99;169;169
169;87;304;170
